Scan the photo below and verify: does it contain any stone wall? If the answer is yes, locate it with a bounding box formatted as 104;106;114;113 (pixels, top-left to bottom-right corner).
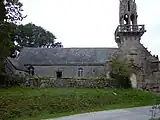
28;77;115;88
17;76;160;92
1;73;160;92
137;82;160;93
33;65;106;78
0;73;115;88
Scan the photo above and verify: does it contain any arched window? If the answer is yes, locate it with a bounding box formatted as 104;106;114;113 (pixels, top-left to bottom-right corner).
124;14;129;25
78;68;83;77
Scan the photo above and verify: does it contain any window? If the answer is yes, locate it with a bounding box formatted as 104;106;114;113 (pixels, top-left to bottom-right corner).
124;14;129;25
128;1;130;11
131;14;135;25
56;71;62;78
78;68;83;77
28;65;34;75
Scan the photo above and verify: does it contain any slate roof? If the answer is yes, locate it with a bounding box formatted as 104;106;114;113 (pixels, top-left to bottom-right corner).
16;47;118;65
7;57;28;71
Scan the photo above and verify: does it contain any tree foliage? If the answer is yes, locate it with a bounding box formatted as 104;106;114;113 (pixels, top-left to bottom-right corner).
108;55;133;88
1;0;27;23
11;23;63;50
0;22;13;71
0;0;25;72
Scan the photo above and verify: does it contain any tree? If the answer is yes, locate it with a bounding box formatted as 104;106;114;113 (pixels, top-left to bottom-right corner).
0;0;5;21
11;23;63;50
1;0;27;23
0;0;25;72
0;22;13;71
108;55;133;88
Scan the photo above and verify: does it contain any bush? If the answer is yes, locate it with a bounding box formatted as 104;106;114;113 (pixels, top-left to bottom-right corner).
108;55;133;89
110;72;131;88
0;73;25;87
94;76;116;88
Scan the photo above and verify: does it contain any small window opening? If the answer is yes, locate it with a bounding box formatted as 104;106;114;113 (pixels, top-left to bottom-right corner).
28;65;34;75
56;71;62;78
128;1;130;11
131;14;135;25
78;68;83;77
124;14;129;25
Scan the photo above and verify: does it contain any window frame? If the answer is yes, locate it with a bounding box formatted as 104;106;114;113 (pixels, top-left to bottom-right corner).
78;68;84;77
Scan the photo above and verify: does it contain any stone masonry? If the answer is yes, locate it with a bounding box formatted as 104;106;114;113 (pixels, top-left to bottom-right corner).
115;0;160;89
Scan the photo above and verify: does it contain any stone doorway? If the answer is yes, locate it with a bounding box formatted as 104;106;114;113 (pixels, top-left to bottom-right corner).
130;73;137;88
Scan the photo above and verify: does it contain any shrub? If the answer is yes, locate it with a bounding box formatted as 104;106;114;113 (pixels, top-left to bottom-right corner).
108;55;133;89
0;73;25;87
94;76;116;88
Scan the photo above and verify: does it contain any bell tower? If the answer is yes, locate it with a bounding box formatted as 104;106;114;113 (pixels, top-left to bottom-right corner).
119;0;137;25
115;0;146;52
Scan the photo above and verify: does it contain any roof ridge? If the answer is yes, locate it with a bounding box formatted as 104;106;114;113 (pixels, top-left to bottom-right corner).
22;47;118;49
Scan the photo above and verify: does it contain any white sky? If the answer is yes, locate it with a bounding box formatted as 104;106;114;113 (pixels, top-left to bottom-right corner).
21;0;160;57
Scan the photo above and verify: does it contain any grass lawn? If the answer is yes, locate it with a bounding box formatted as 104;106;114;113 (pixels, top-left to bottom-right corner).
0;87;160;120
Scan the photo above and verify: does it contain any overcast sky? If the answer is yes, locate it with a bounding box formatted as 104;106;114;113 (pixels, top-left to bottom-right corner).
21;0;160;56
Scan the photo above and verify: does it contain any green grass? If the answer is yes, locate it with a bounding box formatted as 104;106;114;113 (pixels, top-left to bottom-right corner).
0;87;160;120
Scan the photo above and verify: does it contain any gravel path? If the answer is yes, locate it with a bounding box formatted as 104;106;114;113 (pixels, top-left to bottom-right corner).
47;106;160;120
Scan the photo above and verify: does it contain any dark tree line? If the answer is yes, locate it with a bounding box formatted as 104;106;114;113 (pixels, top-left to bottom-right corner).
11;23;63;49
10;23;63;58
